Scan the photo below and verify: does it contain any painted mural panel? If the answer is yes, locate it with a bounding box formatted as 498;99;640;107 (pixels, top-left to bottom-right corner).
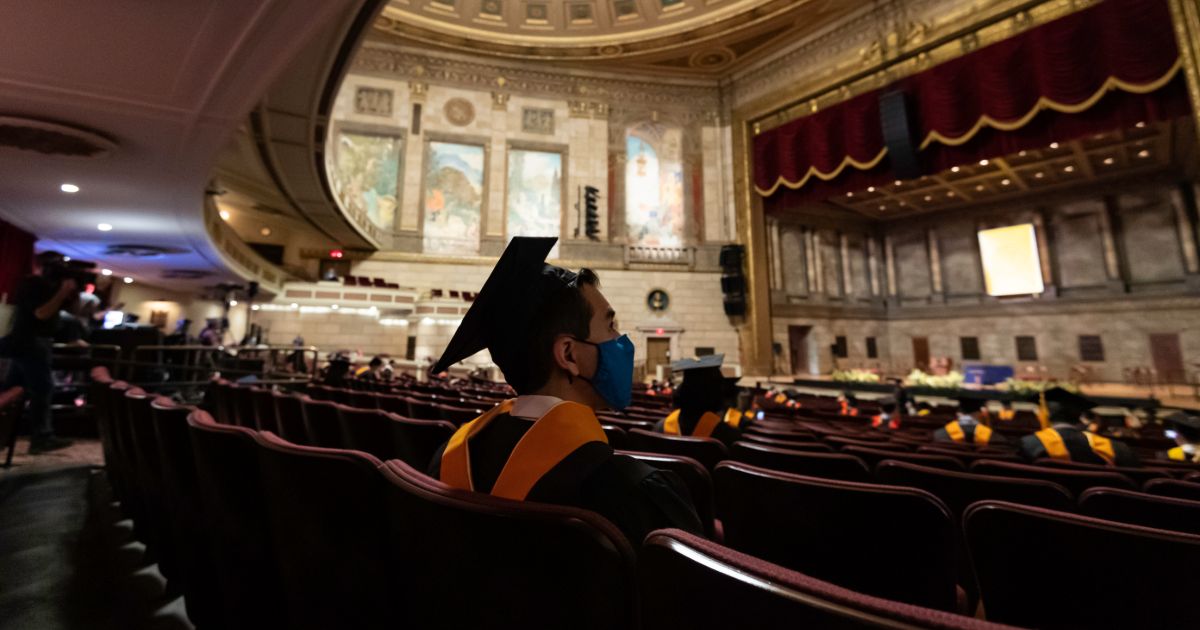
506;149;562;253
423;141;485;255
331;131;401;232
625;123;684;248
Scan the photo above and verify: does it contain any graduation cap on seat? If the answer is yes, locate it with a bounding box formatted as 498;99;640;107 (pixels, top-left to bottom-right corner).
431;237;579;391
1042;387;1096;424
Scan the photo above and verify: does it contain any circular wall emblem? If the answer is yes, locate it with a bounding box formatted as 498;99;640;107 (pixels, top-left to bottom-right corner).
647;289;670;312
443;98;476;126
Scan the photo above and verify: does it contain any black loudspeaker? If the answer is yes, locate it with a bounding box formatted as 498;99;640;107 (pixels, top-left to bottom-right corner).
720;244;747;317
879;90;923;180
247;281;259;300
584;186;601;240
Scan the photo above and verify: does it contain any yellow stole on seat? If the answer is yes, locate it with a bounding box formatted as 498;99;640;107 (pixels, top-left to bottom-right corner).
1082;431;1116;466
440;399;608;500
944;421;966;442
664;409;721;438
724;407;747;429
1034;428;1069;459
973;424;993;445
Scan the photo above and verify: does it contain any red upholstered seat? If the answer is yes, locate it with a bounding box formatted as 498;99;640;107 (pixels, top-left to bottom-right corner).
714;461;957;610
1142;477;1200;501
186;410;280;628
965;501;1200;629
436;403;484;425
876;460;1073;516
248;386;278;432
348;389;379;410
1034;457;1172;485
842;445;966;472
337;406;401;460
826;435;909;450
621;450;717;538
271;391;309;445
300;398;346;449
109;384;150;538
627;428;729;471
229;384;257;429
254;433;390;629
1079;487;1200;535
600;424;627;450
730;441;871;482
406;397;441;420
376;393;412;416
639;529;1010;630
740;433;836;451
969;459;1137;496
917;445;1023;464
378;459;637;629
124;389;175;577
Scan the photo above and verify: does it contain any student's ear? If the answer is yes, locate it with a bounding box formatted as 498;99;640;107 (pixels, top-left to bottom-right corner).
551;334;582;377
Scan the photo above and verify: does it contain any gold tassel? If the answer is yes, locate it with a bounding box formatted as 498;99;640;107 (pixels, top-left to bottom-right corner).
1036;391;1050;429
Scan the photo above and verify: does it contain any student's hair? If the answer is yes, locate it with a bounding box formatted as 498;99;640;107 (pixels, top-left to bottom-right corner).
512;267;600;395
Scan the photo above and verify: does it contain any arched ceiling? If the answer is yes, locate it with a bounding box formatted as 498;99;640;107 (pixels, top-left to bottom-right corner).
373;0;865;76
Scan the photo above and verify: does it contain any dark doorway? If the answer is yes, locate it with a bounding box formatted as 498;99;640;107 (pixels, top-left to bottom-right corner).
912;337;931;372
788;325;811;375
1150;333;1186;383
646;337;671;380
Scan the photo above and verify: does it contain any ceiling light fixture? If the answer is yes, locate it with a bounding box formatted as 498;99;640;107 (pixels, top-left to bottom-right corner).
894;180;902;186
846;192;854;198
1049;142;1059;149
219;209;231;221
1138;149;1151;158
123;277;133;284
1018;150;1027;156
1034;172;1044;178
951;166;960;173
60;183;79;193
251;305;260;311
230;300;238;306
867;186;875;193
331;304;340;310
1135;121;1146;128
976;185;985;191
97;223;112;232
1064;165;1075;173
1103;157;1114;165
878;205;886;211
947;191;956;197
1001;179;1011;186
979;159;989;166
260;227;271;236
924;195;933;202
101;269;112;276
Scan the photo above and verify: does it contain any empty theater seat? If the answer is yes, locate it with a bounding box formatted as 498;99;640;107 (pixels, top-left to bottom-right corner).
876;460;1074;516
964;501;1200;629
713;461;958;611
300;398;346;449
638;529;1007;630
739;433;836;451
969;459;1137;496
730;441;871;482
1078;487;1200;535
272;391;310;445
254;433;390;629
1142;477;1200;501
622;450;717;538
841;445;966;472
248;386;279;432
378;459;637;629
627;429;729;471
1034;457;1172;486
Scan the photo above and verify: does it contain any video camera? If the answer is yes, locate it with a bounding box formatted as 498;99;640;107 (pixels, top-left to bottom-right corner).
42;258;99;286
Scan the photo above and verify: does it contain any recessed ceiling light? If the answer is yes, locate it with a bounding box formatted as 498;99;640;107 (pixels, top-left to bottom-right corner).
1049;142;1059;149
63;256;71;262
1138;149;1151;158
894;180;902;186
230;300;238;306
260;227;271;236
1103;157;1114;165
219;209;231;221
846;192;854;198
331;304;340;310
867;186;875;193
924;195;933;201
97;223;113;232
1034;172;1044;178
1018;150;1027;156
976;184;985;191
60;183;79;193
290;303;298;309
123;277;133;284
1064;165;1075;173
878;205;886;210
1001;178;1011;186
101;269;112;276
899;201;906;206
951;166;960;173
979;159;989;166
947;191;956;197
251;305;260;311
1135;121;1146;128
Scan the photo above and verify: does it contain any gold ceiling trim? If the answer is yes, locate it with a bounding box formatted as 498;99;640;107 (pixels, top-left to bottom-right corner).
754;148;889;197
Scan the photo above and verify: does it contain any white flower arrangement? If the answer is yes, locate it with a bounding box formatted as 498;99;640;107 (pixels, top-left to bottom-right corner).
831;369;881;384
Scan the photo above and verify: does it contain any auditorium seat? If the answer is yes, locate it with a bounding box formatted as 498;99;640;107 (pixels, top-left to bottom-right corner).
917;445;1023;464
969;459;1137;496
964;501;1200;629
638;529;1007;630
230;384;257;429
713;462;957;611
406;397;441;420
248;386;279;433
376;392;412;416
826;435;909;450
596;416;656;432
301;398;346;449
123;389;173;575
378;459;637;629
740;433;836;451
1078;487;1200;535
730;441;871;482
627;428;728;471
210;379;237;425
337;406;402;460
272;391;310;445
187;410;281;629
390;416;457;469
305;383;338;402
436;403;483;424
621;450;716;538
600;424;627;450
876;460;1074;516
254;433;391;629
348;389;379;410
1142;477;1200;501
150;398;220;627
87;367;117;474
110;383;150;537
1187;471;1200;482
841;445;966;471
1034;457;1172;486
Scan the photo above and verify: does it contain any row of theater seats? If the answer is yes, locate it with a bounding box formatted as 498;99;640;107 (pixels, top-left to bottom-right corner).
206;378;1200;627
340;275;401;289
89;367;1017;629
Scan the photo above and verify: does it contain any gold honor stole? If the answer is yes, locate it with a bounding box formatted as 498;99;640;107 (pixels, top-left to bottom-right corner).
723;408;746;429
1034;428;1116;465
440;399;608;500
664;409;722;438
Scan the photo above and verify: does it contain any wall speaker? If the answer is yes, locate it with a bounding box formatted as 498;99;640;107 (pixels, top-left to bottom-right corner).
720;244;747;317
879;90;923;180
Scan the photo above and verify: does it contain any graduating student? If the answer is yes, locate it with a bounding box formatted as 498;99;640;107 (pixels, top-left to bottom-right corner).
933;397;1005;446
653;354;750;447
1018;388;1138;466
427;237;703;544
869;396;902;430
1163;411;1200;463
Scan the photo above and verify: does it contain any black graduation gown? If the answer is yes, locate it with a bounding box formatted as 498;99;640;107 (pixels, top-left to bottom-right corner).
1018;426;1139;467
651;409;743;449
429;412;704;546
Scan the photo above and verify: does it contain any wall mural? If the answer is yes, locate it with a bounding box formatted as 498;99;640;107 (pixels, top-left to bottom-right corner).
423;141;485;255
625;123;684;248
506;149;562;254
331;131;401;232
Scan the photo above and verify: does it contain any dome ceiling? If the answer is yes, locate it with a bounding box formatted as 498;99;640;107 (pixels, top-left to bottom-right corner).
373;0;862;76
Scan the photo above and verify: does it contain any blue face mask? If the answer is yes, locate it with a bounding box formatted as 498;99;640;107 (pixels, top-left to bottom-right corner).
575;334;634;410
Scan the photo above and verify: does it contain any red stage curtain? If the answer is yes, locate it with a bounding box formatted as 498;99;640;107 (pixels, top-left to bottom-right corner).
755;0;1189;212
0;218;34;304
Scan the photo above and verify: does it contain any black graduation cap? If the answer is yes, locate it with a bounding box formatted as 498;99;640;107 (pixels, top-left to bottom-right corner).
1164;411;1200;439
958;398;985;414
672;354;736;407
1043;387;1096;423
876;395;897;413
431;237;577;389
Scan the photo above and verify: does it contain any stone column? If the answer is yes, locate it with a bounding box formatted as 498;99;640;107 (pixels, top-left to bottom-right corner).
927;227;944;301
840;232;853;297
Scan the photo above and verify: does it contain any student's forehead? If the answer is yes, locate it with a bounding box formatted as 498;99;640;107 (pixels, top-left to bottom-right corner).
582;284;614;317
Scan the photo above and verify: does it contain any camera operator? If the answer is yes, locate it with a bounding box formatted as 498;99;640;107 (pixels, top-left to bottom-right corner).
0;251;79;453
